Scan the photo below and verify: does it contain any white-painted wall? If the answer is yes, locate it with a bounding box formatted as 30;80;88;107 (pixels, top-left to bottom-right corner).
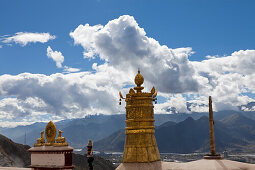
31;153;65;166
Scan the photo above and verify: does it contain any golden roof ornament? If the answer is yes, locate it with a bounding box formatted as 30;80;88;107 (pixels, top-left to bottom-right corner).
45;121;56;145
34;131;45;147
119;69;160;163
54;130;68;146
34;120;68;147
134;69;144;93
134;69;144;86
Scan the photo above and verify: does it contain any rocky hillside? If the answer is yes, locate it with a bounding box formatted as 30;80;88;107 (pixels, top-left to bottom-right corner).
73;154;115;170
0;133;114;169
0;134;30;167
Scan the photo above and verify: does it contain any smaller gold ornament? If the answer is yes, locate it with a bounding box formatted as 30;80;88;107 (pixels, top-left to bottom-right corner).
54;130;68;147
134;69;144;93
34;131;45;147
134;69;144;87
45;121;56;145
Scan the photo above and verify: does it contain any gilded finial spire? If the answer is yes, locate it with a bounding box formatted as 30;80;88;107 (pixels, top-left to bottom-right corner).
134;69;144;92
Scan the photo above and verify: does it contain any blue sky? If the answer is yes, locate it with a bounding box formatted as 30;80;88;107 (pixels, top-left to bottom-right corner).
0;0;255;127
1;0;255;75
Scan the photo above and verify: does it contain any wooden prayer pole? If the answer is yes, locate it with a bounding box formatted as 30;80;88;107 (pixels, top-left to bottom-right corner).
209;96;216;155
204;96;222;159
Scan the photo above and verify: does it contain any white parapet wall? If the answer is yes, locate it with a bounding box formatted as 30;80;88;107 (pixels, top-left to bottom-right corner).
29;146;74;170
31;153;65;166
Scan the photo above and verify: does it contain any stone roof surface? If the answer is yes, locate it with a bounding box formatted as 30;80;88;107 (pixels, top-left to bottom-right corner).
116;159;255;170
0;168;31;170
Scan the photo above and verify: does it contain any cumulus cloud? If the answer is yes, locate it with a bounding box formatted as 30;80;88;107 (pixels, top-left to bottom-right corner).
0;67;130;122
46;47;80;72
70;15;199;93
1;15;255;127
47;46;64;68
191;50;255;111
155;94;189;114
2;32;55;46
63;66;80;73
70;15;255;113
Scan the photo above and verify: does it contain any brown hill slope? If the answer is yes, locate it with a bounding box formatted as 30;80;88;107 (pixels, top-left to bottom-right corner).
0;133;115;169
73;154;115;170
0;134;30;167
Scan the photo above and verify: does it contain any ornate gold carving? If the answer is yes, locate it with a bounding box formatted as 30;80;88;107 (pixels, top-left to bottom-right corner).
129;88;135;95
125;119;155;122
126;126;155;130
152;90;157;98
34;131;45;147
125;129;155;134
151;86;155;94
120;69;160;163
119;91;125;99
54;130;68;147
45;121;56;145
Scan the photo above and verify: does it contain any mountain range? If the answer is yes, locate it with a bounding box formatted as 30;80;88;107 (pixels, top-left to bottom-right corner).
0;113;205;148
93;113;255;154
1;109;255;151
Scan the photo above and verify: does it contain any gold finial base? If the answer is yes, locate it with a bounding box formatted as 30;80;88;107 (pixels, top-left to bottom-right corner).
45;142;55;146
54;142;68;147
204;154;222;159
34;143;44;147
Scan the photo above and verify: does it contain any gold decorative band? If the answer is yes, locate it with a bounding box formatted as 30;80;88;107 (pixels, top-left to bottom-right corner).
128;97;153;100
125;144;155;148
126;105;154;108
125;119;155;122
125;129;155;134
126;126;155;130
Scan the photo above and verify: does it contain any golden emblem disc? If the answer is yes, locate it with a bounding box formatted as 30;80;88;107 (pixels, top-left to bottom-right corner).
45;121;56;144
